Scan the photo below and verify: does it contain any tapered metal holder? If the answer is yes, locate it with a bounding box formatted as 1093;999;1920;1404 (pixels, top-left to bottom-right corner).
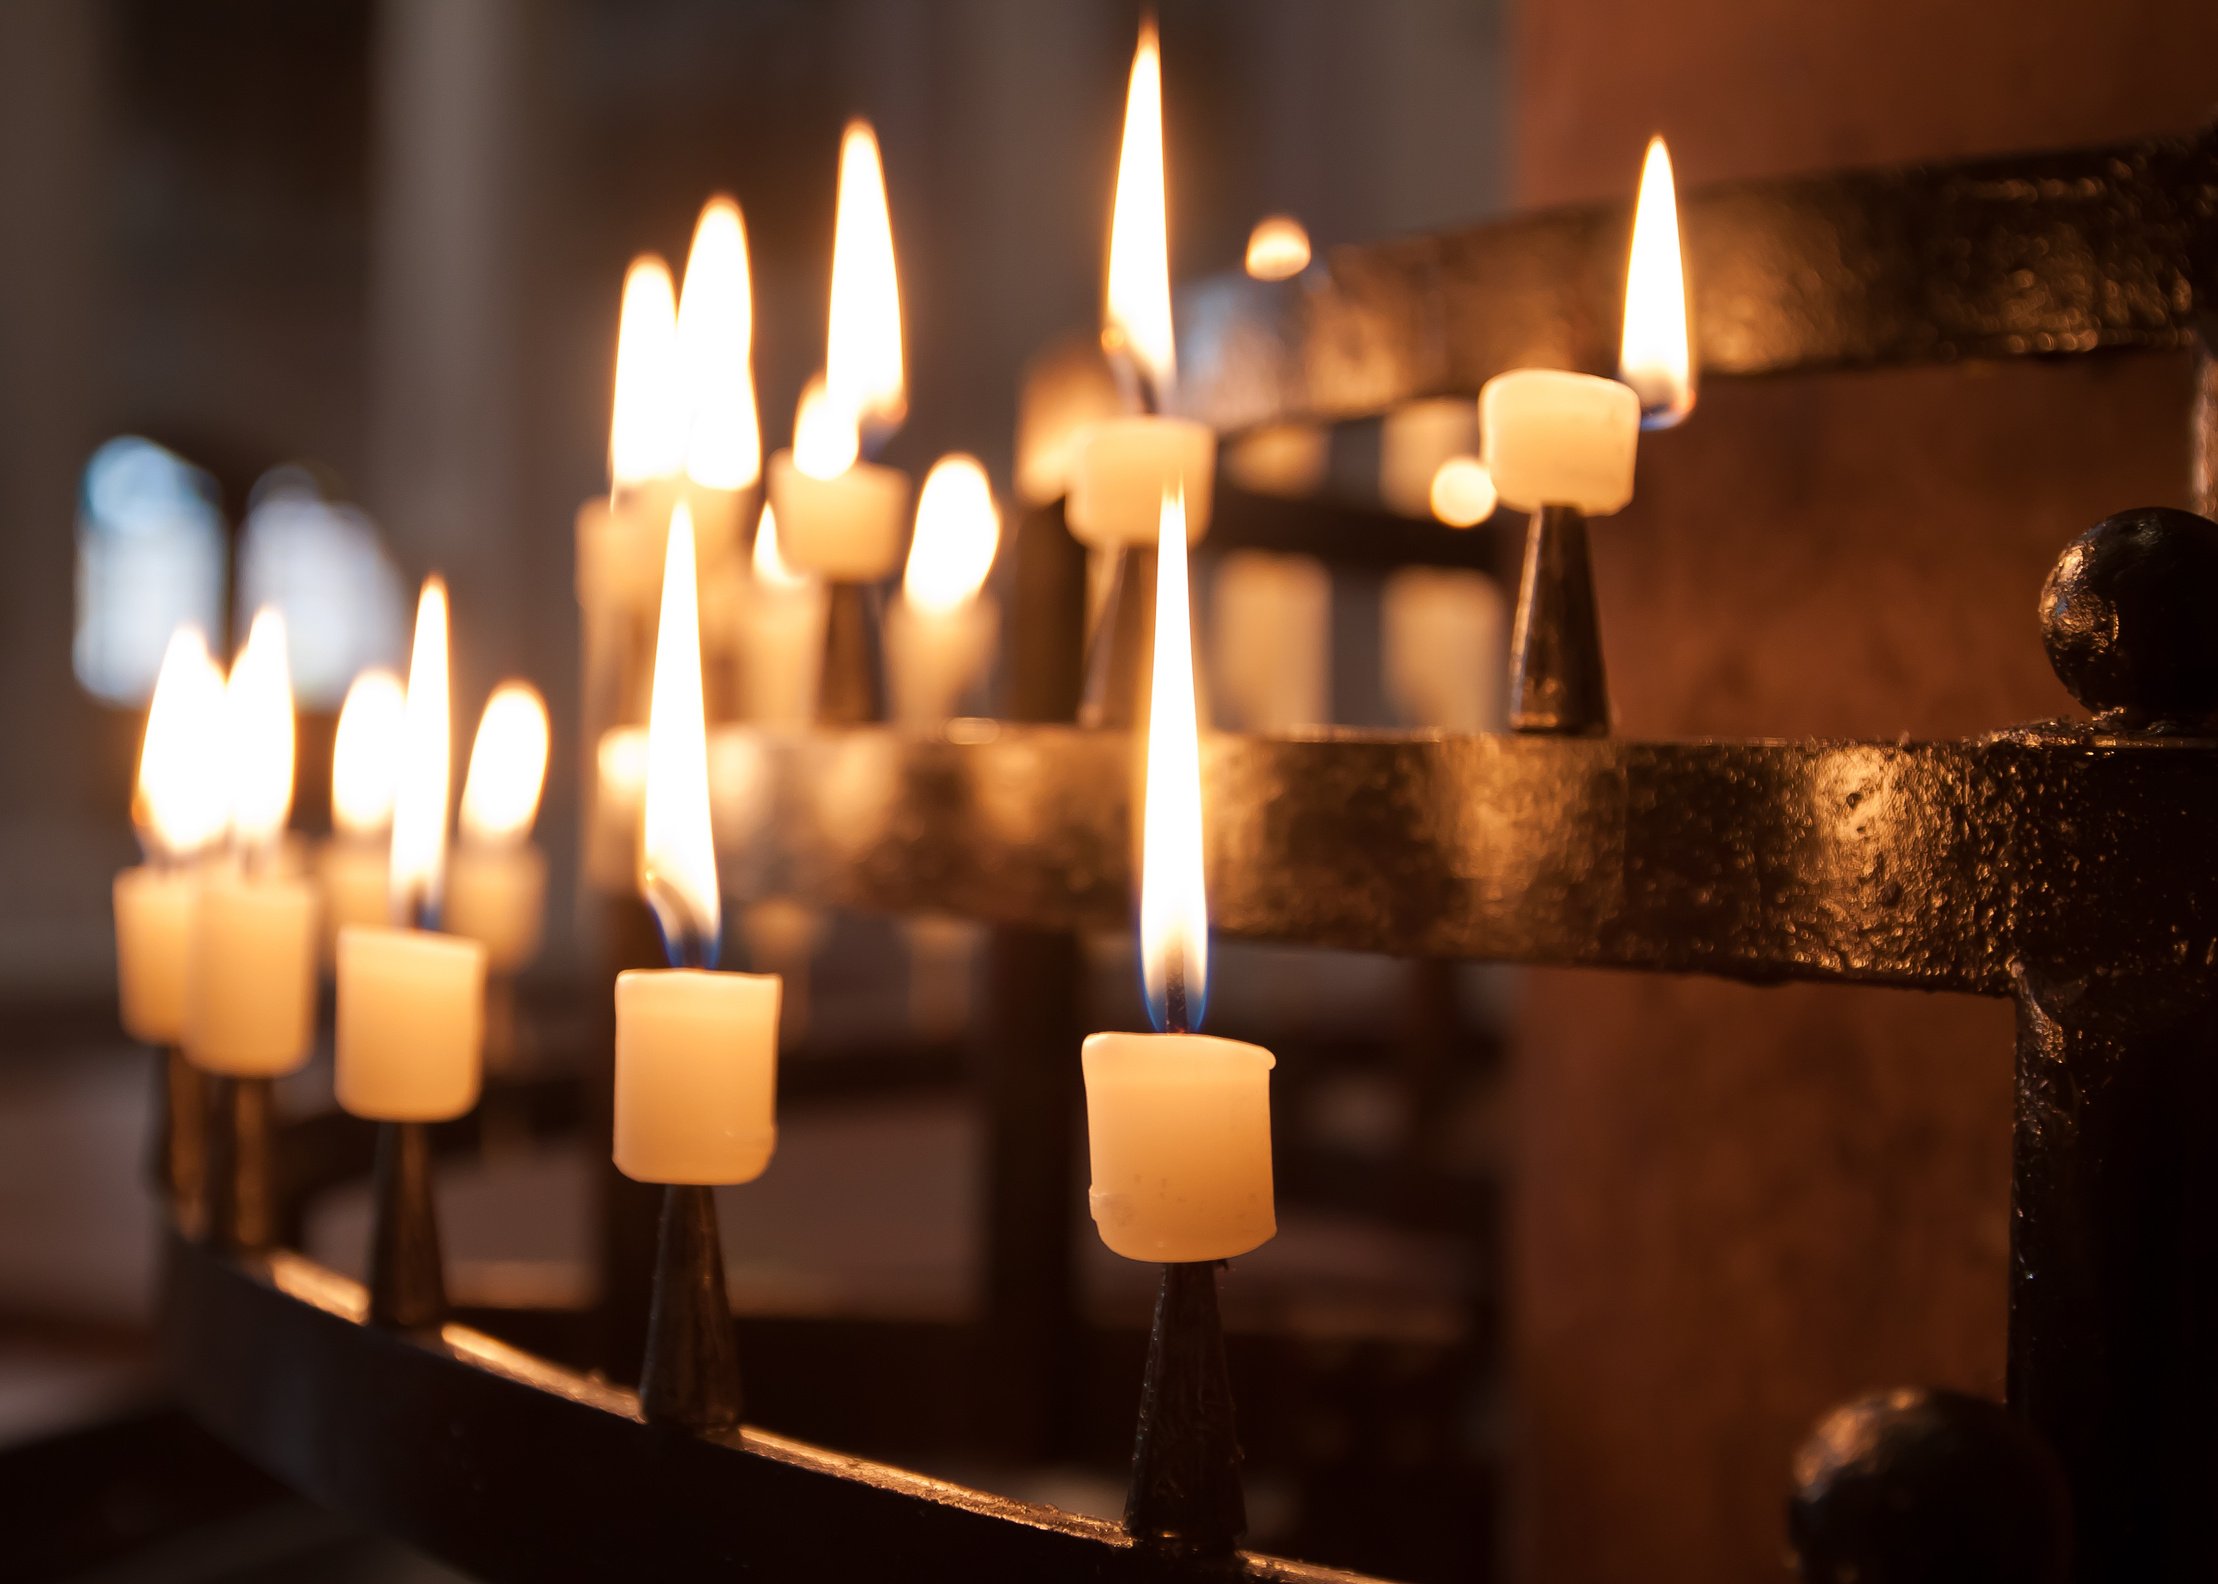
205;1075;276;1252
1080;545;1157;731
366;1120;447;1330
1125;1259;1247;1555
151;1048;208;1231
638;1183;743;1433
1508;502;1610;734
817;580;887;724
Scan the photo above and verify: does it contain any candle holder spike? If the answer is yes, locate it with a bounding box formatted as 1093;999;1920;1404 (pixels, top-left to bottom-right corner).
818;581;887;724
366;1120;447;1330
1507;503;1609;735
151;1047;207;1231
638;1183;743;1433
1125;1260;1247;1556
205;1075;276;1252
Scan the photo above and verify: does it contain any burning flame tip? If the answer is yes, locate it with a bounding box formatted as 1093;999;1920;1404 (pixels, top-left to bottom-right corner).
1619;133;1695;428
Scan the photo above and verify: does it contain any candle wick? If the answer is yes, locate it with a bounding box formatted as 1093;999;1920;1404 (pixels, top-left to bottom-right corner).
1104;341;1162;419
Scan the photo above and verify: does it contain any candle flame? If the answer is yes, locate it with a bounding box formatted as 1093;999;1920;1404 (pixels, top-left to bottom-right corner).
642;502;720;963
1428;457;1499;527
610;255;685;488
1140;489;1206;1034
389;579;452;927
134;625;229;862
332;668;406;839
826;120;905;436
460;682;550;845
751;502;809;591
1244;214;1310;281
224;608;296;860
1619;135;1695;429
1104;19;1175;404
793;372;860;481
903;454;1000;615
677;197;762;490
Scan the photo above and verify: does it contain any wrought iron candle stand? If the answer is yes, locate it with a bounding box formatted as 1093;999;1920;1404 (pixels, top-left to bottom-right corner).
151;123;2218;1584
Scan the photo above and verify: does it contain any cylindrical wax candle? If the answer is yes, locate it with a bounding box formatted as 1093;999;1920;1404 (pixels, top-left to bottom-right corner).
444;845;547;973
1067;415;1215;550
1083;1032;1276;1262
186;870;319;1077
614;968;781;1184
114;867;200;1044
335;925;489;1121
764;449;910;582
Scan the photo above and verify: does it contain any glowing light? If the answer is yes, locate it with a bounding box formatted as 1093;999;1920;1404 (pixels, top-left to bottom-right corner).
826;120;905;435
1140;490;1206;1033
792;373;859;481
223;608;296;859
460;682;550;845
1104;19;1176;401
1429;457;1499;527
1244;215;1310;281
610;255;684;488
332;669;406;839
389;579;452;926
903;455;1000;615
133;625;229;861
1619;135;1695;429
676;197;762;490
751;503;809;592
641;503;720;959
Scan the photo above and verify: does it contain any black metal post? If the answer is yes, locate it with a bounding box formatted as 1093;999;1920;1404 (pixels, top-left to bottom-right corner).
1125;1261;1247;1555
1079;545;1155;732
205;1076;276;1253
638;1183;742;1434
1508;503;1609;735
151;1048;207;1230
366;1120;447;1330
818;580;886;724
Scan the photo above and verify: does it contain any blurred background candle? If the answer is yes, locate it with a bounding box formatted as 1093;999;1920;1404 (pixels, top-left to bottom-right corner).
579;256;685;617
736;504;826;725
185;610;317;1082
1382;568;1511;732
446;682;551;977
336;579;487;1125
320;667;405;954
673;195;761;562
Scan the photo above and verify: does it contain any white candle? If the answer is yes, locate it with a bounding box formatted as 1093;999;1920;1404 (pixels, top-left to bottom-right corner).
1210;549;1330;732
321;668;405;953
114;627;227;1044
1067;21;1215;550
1081;490;1275;1263
336;578;488;1121
1479;369;1641;516
578;255;687;616
885;454;1000;725
186;610;319;1079
614;502;783;1185
444;681;550;973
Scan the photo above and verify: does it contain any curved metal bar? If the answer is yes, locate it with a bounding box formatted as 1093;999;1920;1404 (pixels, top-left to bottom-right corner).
1174;126;2218;432
707;723;2218;997
158;1235;1393;1584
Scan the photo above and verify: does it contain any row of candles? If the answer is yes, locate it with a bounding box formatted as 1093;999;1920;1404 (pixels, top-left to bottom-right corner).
112;16;1693;1547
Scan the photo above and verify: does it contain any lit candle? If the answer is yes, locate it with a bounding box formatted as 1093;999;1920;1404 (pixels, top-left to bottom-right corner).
335;579;488;1124
320;668;405;954
1210;550;1330;732
445;682;551;974
615;501;782;1186
186;610;318;1081
1619;134;1695;429
765;122;912;584
673;196;762;561
1082;492;1275;1263
736;503;827;725
885;455;1000;725
578;256;686;615
1067;21;1214;552
114;627;227;1046
1481;370;1641;519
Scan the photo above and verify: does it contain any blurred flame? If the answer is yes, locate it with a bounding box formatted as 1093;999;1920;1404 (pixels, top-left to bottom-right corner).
677;197;762;490
751;502;809;591
460;682;550;845
1619;135;1695;428
903;454;1000;615
389;579;452;926
1104;19;1175;402
1428;457;1499;528
134;626;229;862
1244;214;1310;281
793;372;860;481
610;255;684;488
332;668;407;839
642;503;720;959
826;120;905;435
1140;489;1207;1033
224;608;296;858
